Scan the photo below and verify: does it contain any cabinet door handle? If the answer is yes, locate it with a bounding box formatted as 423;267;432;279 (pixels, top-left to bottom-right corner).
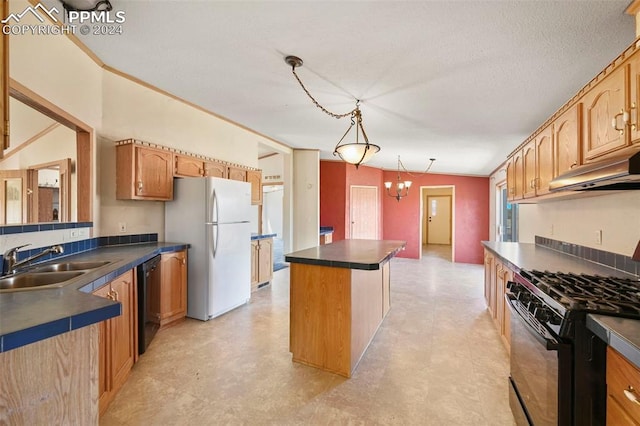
624;387;640;405
612;109;625;135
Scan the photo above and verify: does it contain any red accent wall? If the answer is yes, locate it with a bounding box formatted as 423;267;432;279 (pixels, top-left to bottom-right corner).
320;161;347;241
320;161;489;264
382;172;489;263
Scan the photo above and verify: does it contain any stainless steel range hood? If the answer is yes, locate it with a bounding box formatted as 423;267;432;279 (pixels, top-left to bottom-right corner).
549;150;640;192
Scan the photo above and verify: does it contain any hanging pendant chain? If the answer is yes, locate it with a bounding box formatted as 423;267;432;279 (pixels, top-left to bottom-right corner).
291;67;357;119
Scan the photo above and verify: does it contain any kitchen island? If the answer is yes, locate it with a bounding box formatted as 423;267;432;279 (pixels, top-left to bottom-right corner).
285;239;405;377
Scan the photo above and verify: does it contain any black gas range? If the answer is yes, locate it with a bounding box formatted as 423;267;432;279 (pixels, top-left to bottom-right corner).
506;269;640;426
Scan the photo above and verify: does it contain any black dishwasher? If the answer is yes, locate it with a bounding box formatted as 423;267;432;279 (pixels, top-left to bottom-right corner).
137;255;161;354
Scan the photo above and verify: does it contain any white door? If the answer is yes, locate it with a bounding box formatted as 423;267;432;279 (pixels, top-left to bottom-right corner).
427;195;451;244
350;186;378;239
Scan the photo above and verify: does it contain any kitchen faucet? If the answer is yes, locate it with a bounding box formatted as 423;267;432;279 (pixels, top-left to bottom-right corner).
2;244;64;276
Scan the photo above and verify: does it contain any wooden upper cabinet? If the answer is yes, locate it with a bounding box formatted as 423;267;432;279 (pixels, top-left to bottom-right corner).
554;103;582;177
174;154;204;177
522;141;536;199
506;157;515;202
535;126;554;196
116;143;174;201
512;150;524;200
627;54;640;145
228;166;247;182
204;160;227;178
582;65;627;162
246;170;262;205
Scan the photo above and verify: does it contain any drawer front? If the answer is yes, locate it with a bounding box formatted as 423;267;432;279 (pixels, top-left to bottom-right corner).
608;347;640;424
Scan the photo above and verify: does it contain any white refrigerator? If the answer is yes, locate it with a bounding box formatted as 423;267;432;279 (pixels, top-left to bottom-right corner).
165;177;252;320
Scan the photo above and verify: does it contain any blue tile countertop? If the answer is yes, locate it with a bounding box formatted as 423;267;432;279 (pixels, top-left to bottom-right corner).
251;233;277;241
0;242;188;353
587;315;640;369
319;226;334;236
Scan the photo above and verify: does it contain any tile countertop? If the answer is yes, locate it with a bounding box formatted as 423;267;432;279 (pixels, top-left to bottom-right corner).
0;242;188;353
251;233;277;241
285;239;406;271
483;241;640;369
319;227;334;236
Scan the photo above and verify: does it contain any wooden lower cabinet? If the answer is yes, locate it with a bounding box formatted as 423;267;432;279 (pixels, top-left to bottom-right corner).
483;248;511;353
607;347;640;425
93;269;137;416
320;233;333;245
159;250;188;328
251;238;273;292
0;325;99;425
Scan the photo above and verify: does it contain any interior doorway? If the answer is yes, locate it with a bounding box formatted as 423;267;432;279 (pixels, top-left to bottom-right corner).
350;185;378;239
420;186;454;261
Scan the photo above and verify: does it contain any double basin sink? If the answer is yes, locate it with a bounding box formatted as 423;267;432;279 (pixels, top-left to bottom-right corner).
0;261;112;291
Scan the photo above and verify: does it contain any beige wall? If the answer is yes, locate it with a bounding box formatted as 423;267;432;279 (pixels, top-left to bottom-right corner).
518;191;640;257
292;150;319;251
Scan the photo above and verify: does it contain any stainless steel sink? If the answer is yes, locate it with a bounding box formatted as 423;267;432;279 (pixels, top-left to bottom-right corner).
0;271;84;291
31;261;111;273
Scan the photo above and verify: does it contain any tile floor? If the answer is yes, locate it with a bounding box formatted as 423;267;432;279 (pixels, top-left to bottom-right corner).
101;244;515;425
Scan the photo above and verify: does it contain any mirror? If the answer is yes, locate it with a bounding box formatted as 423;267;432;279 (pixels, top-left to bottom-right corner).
0;96;76;224
0;80;92;225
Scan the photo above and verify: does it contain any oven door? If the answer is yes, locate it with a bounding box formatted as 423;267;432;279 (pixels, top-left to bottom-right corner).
506;294;571;426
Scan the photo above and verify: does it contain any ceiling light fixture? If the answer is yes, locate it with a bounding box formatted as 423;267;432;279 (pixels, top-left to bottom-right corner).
285;55;380;168
59;0;112;13
385;156;436;201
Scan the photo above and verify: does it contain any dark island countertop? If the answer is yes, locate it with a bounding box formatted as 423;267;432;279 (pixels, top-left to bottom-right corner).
483;241;640;369
285;239;406;271
0;242;188;353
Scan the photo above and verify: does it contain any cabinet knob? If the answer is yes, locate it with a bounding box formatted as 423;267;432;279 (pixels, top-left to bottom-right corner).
624;387;640;405
137;181;143;191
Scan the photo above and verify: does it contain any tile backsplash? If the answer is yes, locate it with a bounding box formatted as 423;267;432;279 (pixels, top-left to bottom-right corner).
0;228;158;267
535;236;638;276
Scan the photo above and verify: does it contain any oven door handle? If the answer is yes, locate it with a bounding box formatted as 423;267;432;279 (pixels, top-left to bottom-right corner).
505;294;560;351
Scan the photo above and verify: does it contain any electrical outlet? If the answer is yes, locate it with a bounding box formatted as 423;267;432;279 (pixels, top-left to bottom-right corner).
69;230;78;239
595;230;602;245
119;222;127;233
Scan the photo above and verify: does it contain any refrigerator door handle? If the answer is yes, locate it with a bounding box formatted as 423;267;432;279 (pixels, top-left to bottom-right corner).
211;224;219;258
210;188;219;224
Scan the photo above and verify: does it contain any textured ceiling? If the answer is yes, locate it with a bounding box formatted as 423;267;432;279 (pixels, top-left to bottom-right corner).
71;0;635;175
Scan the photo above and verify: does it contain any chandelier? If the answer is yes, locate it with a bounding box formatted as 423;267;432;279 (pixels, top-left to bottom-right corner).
385;156;436;201
285;55;380;168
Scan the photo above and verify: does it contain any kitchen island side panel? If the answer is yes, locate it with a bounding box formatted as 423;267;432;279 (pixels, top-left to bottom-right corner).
289;263;351;376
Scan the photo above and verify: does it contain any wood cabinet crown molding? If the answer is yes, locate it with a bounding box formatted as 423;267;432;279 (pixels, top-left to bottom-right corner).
507;36;640;158
115;139;259;172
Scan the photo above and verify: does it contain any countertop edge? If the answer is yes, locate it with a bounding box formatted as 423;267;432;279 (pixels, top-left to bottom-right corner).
587;314;640;370
0;242;190;353
285;240;405;270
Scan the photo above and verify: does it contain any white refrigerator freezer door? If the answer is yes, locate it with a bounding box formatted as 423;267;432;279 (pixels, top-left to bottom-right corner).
206;177;251;224
206;222;251;318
